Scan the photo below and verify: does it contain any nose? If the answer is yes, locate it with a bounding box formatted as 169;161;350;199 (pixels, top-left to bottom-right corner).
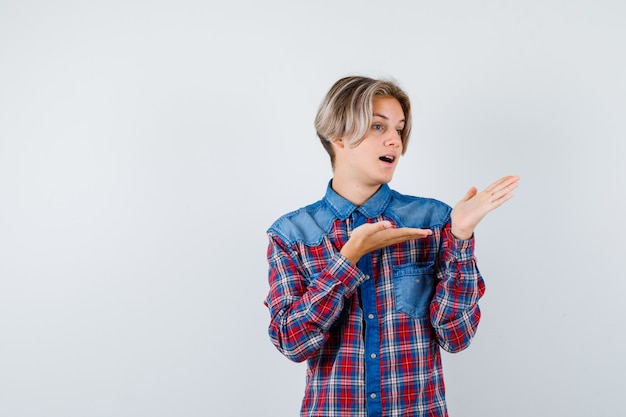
384;131;402;148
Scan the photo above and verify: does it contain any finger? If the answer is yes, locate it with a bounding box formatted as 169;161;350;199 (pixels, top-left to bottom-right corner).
364;220;393;232
489;192;515;209
484;175;520;194
356;221;392;234
489;178;519;202
495;175;520;191
379;220;393;230
462;187;478;202
382;228;432;243
400;227;433;237
415;229;433;238
361;227;433;252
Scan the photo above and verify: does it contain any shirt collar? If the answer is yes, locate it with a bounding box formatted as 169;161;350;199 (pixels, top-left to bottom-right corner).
324;180;392;220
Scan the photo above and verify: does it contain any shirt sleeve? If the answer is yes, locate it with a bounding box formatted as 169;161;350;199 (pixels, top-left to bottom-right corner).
429;223;486;353
264;232;367;363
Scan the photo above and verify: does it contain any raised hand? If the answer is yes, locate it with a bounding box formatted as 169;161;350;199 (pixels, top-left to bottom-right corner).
450;175;520;240
340;221;432;264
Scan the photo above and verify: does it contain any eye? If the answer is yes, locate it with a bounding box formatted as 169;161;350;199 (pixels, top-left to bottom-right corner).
372;124;383;131
396;129;403;135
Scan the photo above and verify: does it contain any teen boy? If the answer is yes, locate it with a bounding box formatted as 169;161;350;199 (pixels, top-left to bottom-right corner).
264;76;519;416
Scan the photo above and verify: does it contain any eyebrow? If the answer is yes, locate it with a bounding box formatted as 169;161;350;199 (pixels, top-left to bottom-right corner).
373;113;405;124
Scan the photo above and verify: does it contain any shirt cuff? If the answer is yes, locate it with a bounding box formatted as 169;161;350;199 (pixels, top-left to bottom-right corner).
327;252;369;296
444;225;475;262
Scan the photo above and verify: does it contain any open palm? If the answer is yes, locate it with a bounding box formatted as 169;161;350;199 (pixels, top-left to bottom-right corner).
450;175;520;240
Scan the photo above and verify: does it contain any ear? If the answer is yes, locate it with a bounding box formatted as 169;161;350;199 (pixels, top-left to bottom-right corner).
329;137;346;150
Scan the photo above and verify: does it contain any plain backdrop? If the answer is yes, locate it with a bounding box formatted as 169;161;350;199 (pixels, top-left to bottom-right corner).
1;1;625;416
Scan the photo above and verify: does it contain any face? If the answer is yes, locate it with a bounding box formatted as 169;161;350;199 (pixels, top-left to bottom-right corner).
333;96;405;191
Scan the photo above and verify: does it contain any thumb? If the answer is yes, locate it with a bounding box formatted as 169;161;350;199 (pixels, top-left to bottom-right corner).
376;220;393;230
462;187;478;202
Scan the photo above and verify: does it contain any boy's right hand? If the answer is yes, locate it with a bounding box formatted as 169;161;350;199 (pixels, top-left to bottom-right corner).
340;221;432;264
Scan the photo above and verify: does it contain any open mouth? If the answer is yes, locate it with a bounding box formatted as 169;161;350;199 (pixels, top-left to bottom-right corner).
379;155;395;163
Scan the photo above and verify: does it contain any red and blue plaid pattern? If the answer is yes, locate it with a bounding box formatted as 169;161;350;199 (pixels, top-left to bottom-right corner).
265;184;485;417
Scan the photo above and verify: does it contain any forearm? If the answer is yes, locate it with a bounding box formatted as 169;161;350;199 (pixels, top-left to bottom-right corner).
265;237;366;362
430;225;486;353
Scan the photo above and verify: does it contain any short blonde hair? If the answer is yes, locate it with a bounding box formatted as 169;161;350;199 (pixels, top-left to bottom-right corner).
314;76;412;166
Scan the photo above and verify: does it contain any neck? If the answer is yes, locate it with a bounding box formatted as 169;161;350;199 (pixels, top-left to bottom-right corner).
331;176;381;206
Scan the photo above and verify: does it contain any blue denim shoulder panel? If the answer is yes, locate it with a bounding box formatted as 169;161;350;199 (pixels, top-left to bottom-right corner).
268;199;336;246
387;191;452;229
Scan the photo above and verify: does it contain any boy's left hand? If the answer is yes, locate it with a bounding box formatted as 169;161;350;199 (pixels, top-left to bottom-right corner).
450;175;520;240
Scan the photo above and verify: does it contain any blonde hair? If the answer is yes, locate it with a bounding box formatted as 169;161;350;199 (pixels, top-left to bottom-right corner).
314;76;412;166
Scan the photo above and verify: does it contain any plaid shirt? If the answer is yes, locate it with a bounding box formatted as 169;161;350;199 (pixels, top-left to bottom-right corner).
265;183;485;417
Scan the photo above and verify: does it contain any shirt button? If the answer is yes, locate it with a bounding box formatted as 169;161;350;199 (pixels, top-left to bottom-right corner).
370;353;377;359
364;274;370;280
370;393;377;399
368;314;374;320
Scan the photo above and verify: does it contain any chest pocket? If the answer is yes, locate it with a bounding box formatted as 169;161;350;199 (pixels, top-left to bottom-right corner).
393;262;436;319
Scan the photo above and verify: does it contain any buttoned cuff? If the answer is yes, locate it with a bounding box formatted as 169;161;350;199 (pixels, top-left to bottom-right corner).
329;253;369;296
444;225;475;262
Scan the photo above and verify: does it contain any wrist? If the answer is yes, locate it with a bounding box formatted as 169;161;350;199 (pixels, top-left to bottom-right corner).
451;225;473;240
340;243;361;264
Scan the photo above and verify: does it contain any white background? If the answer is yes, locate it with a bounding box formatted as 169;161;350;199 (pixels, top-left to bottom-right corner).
1;1;625;416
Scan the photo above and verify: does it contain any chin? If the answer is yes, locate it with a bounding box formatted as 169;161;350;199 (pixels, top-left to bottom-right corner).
383;172;397;182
